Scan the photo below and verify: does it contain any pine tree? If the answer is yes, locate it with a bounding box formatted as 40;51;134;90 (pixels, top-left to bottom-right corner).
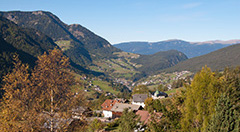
223;67;240;111
208;94;240;132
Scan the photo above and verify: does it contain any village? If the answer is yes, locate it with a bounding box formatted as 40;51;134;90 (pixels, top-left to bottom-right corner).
71;86;169;131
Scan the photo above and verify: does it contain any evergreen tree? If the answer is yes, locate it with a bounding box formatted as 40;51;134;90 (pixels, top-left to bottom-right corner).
207;94;240;132
223;67;240;111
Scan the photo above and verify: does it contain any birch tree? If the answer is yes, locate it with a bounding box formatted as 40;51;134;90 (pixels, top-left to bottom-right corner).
0;49;84;131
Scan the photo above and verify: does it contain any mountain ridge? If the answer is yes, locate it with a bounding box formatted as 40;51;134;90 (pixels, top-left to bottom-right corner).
0;10;191;83
114;39;240;58
0;11;121;64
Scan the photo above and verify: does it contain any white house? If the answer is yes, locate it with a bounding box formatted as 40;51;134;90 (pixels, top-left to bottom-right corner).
132;94;148;108
101;99;125;118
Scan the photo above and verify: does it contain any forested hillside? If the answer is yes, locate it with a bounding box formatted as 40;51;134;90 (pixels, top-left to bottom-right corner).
0;11;121;64
165;43;240;72
131;50;188;80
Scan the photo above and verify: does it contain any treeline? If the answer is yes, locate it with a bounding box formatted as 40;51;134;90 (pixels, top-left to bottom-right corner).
143;66;240;131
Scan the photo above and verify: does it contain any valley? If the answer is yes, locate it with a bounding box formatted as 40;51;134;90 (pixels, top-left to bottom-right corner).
1;0;240;131
0;9;239;132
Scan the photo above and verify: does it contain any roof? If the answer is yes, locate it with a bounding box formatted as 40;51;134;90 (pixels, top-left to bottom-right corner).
132;94;148;102
101;99;123;111
136;110;150;124
72;106;88;113
111;103;141;112
154;90;160;97
153;91;168;97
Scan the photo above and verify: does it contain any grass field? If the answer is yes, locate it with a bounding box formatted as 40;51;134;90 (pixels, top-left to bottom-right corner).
55;40;72;51
92;80;120;95
165;87;184;95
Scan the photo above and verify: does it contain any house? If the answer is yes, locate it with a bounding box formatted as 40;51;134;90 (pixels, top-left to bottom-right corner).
111;103;142;118
132;94;148;107
136;110;150;125
135;110;163;132
71;106;92;119
101;99;124;118
152;90;168;99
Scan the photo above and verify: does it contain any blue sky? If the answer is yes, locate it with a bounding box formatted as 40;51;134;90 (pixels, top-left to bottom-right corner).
1;0;240;44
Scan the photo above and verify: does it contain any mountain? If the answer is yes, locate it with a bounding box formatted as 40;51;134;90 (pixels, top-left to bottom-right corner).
114;39;240;58
165;43;240;72
0;11;188;83
132;50;187;74
0;16;58;57
0;11;121;66
0;16;101;77
130;50;188;81
0;16;57;97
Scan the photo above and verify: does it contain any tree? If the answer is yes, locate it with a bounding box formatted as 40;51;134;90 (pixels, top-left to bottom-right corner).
144;97;154;111
181;66;221;131
172;79;185;89
31;48;81;131
132;85;149;95
223;67;240;111
157;84;168;92
207;67;240;132
0;48;83;131
0;54;40;131
88;119;105;132
147;91;184;132
119;108;140;132
207;94;240;132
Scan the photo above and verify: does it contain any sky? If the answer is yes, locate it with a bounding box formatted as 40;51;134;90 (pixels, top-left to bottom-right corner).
1;0;240;44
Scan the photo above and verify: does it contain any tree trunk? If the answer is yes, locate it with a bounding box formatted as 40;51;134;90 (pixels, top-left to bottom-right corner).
50;89;54;132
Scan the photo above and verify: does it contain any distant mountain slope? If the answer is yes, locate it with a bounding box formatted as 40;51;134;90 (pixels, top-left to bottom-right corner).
131;50;188;80
114;39;240;58
165;43;240;72
0;11;121;65
0;16;101;76
0;16;58;57
68;24;120;59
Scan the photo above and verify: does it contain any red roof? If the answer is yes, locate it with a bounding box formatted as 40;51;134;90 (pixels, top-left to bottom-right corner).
136;110;150;124
101;99;122;111
136;110;163;124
